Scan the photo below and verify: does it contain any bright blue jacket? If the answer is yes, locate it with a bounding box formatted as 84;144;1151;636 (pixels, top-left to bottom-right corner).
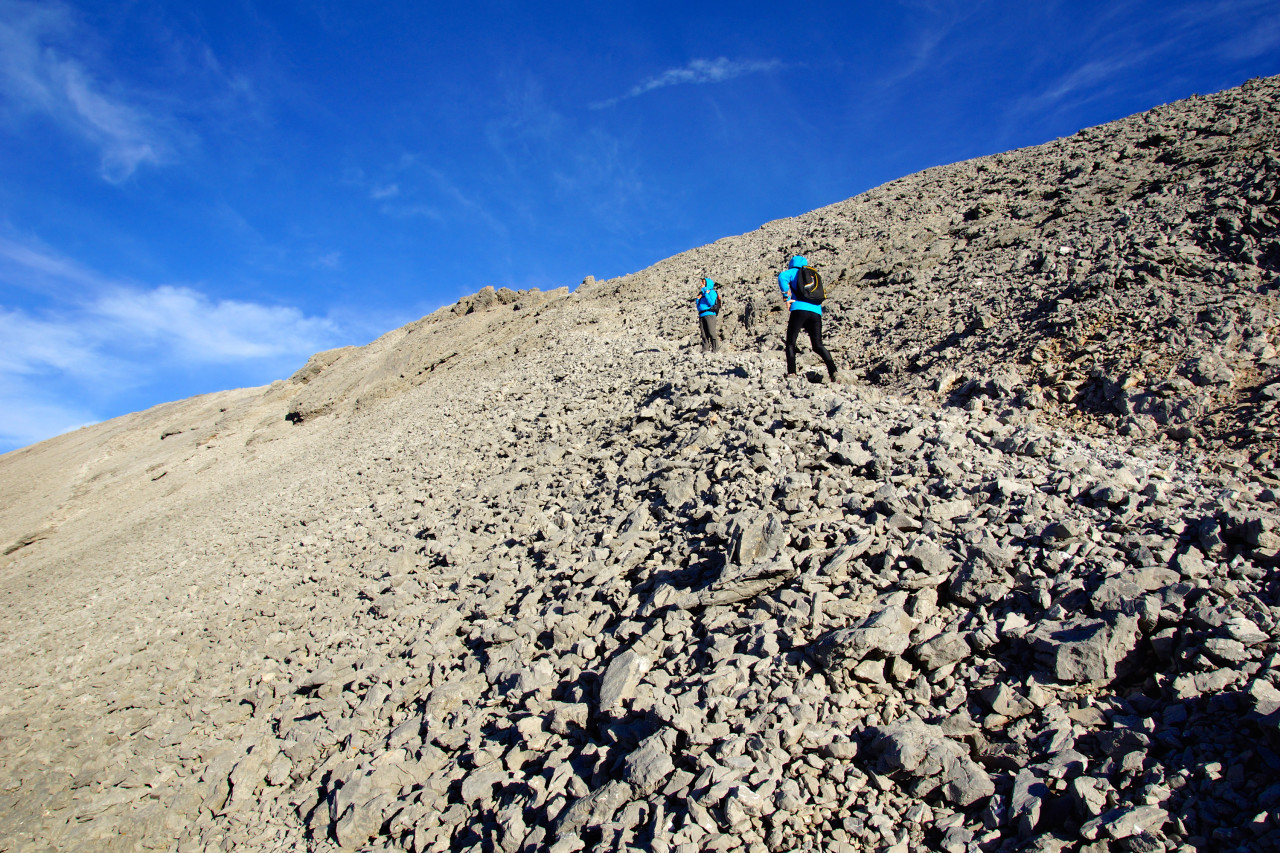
696;278;719;317
779;256;821;315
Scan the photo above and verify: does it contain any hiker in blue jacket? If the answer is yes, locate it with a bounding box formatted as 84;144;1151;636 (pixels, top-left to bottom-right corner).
696;277;721;353
778;256;838;382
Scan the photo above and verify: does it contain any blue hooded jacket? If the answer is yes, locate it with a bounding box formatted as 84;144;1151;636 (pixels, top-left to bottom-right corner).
696;278;719;317
778;256;821;314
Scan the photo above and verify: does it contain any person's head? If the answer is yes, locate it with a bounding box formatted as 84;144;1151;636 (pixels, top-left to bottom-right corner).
790;255;808;269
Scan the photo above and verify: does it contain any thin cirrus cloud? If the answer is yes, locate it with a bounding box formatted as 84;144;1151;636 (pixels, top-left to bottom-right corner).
0;0;167;182
591;57;784;109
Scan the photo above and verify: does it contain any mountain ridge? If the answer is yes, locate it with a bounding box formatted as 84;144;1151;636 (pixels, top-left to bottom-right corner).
1;75;1279;853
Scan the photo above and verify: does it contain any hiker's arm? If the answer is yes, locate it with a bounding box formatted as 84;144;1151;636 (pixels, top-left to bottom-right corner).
778;270;793;302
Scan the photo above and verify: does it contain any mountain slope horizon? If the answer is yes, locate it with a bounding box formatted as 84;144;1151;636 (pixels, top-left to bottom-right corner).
2;75;1279;853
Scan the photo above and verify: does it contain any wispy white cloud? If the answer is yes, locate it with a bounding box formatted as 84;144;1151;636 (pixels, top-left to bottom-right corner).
363;154;510;236
1014;0;1280;119
0;234;108;294
93;285;339;362
0;377;95;452
0;306;100;378
0;282;338;379
0;0;168;181
1022;54;1146;112
876;0;984;87
0;237;342;449
314;251;342;270
591;57;784;109
1212;6;1280;60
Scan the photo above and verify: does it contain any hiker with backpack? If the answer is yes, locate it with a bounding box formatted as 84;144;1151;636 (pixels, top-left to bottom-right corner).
696;277;722;353
778;256;838;383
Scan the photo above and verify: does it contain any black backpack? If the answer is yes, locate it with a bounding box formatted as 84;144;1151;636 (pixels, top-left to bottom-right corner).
792;266;825;304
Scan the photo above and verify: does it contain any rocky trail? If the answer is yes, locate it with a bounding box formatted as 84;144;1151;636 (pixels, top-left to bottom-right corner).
1;76;1280;853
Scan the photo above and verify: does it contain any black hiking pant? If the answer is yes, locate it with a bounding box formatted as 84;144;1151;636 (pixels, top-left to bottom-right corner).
699;315;720;352
785;310;837;379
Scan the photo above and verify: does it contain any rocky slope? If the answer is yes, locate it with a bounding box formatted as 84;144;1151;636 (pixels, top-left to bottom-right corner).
1;76;1279;853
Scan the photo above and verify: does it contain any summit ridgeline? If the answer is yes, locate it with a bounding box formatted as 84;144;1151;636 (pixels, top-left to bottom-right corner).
2;76;1280;853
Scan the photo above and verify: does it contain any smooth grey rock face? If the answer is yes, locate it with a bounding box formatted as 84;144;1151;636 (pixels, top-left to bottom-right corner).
597;649;651;713
4;74;1280;853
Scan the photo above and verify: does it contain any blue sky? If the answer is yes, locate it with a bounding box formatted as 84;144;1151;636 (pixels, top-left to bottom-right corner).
1;0;1278;452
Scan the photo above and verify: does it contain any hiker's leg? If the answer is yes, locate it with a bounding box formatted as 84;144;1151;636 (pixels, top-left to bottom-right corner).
784;311;804;374
699;317;713;352
807;314;838;379
707;316;720;352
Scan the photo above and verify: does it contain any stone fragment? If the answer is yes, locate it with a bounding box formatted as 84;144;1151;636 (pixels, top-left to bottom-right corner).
554;780;633;839
1171;668;1242;699
512;660;556;695
914;632;971;671
723;785;768;828
1224;616;1268;646
978;684;1035;719
1246;678;1280;716
686;558;799;608
866;720;993;806
906;539;955;577
598;649;651;713
549;702;589;734
623;732;675;795
1030;614;1140;683
1010;768;1048;834
1068;776;1109;819
1080;805;1168;841
727;510;786;565
947;559;1011;606
1040;519;1086;545
460;767;507;806
1172;548;1209;579
814;606;917;671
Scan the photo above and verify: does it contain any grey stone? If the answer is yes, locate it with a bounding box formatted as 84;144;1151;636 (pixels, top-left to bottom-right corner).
914;632;971;671
1080;805;1168;841
947;558;1011;607
978;684;1035;718
1068;776;1109;819
727;510;786;565
598;649;651;713
686;557;799;608
1030;614;1140;683
814;606;917;671
1010;768;1049;834
554;780;633;838
623;733;675;795
866;720;993;806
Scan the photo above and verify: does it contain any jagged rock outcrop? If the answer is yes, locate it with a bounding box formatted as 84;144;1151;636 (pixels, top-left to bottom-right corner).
1;75;1279;853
